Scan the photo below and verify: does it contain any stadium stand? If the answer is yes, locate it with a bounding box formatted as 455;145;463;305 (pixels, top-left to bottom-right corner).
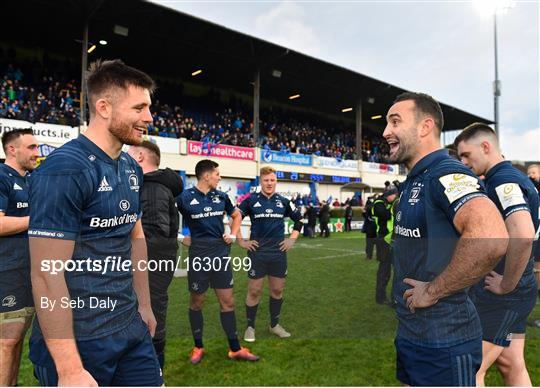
0;50;388;162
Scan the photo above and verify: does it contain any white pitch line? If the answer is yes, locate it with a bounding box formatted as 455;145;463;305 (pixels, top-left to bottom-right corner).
309;252;359;260
295;244;360;254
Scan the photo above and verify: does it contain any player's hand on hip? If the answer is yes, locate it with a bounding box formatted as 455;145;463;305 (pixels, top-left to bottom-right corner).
223;233;237;245
58;368;98;387
402;278;438;313
279;238;296;252
484;271;512;295
139;306;157;337
181;236;191;247
239;238;259;251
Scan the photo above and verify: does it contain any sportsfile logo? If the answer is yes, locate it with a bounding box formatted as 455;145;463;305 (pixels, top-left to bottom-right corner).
394;225;421;237
89;213;137;228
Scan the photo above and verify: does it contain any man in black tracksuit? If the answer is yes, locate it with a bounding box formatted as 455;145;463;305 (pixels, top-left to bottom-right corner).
318;201;330;238
304;203;318;238
128;140;183;370
371;186;398;304
362;196;377;260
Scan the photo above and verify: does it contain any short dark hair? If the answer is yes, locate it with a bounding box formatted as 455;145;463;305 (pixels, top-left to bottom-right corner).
138;140;161;166
86;59;156;114
2;128;34;152
453;122;496;148
195;159;219;179
393;92;444;133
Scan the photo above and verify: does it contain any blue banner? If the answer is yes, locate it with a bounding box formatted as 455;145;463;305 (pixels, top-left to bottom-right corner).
260;149;312;166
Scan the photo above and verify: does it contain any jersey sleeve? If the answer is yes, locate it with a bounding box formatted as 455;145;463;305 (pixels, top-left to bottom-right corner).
285;199;302;222
28;170;92;240
490;182;530;219
238;197;250;217
176;194;186;216
224;194;236;216
0;177;10;213
431;170;487;222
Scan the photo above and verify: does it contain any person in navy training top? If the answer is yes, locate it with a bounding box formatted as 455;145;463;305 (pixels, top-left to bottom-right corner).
28;60;162;386
237;166;303;343
0;128;38;386
383;92;508;387
177;159;259;364
455;123;539;386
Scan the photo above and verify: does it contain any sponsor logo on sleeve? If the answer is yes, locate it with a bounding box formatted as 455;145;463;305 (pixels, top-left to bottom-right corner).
495;183;526;210
439;173;480;203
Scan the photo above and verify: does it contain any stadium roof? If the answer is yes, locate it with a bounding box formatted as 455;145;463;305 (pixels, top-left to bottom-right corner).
6;0;493;133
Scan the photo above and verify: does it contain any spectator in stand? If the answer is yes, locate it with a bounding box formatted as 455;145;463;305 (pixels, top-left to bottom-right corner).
1;57;389;162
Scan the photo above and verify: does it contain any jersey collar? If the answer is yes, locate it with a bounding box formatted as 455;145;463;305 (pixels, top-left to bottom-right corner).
1;163;25;178
193;186;215;197
408;149;449;179
484;160;512;182
77;135;119;165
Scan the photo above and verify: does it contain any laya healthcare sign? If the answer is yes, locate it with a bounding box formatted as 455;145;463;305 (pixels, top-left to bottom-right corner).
188;141;255;161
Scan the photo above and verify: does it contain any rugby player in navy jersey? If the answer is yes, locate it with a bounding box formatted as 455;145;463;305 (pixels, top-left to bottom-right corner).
0;128;38;386
237;166;303;342
177;159;259;364
455;123;539;386
28;60;162;386
383;92;508;386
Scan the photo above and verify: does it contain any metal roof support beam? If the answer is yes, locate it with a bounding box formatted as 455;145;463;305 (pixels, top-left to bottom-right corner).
355;100;363;161
253;68;260;145
80;20;88;130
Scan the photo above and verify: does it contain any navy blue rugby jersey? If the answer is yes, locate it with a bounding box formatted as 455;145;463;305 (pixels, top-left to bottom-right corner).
238;192;302;249
28;135;143;340
483;161;539;289
392;149;487;347
0;163;30;270
177;187;236;249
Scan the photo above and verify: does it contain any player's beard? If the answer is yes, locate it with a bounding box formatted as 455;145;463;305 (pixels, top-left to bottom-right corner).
387;127;419;166
109;115;144;146
20;157;37;172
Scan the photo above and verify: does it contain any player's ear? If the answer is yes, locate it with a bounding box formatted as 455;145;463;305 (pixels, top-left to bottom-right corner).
420;117;435;138
95;97;111;120
480;140;490;154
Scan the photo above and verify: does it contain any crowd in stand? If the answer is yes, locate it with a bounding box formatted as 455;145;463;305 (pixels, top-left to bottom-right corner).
0;50;389;162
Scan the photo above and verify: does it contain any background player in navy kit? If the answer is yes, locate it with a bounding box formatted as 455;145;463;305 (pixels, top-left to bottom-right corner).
0;128;38;386
28;60;161;386
383;92;508;386
177;159;259;364
455;123;539;386
237;166;303;342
